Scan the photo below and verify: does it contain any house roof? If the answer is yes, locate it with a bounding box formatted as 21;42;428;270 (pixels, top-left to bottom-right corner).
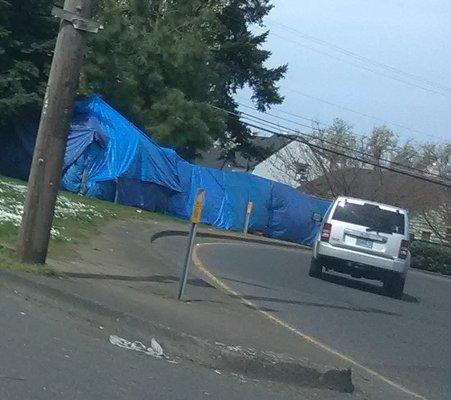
195;135;291;171
301;167;450;212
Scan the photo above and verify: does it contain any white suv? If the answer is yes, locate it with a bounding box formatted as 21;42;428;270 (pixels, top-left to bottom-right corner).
311;196;412;298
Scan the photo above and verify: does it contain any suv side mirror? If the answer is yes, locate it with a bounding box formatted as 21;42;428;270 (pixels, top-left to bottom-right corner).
312;212;323;223
409;233;415;242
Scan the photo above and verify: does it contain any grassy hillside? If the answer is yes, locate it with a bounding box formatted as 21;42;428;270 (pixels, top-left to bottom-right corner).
0;174;183;271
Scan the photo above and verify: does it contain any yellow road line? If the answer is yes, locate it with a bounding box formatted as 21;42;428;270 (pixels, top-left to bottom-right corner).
192;243;427;400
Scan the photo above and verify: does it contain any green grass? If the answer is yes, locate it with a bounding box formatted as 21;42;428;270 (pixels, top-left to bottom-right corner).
0;174;185;271
0;245;59;276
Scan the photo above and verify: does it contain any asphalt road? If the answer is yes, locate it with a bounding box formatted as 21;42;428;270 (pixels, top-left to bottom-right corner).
195;241;451;400
0;282;349;400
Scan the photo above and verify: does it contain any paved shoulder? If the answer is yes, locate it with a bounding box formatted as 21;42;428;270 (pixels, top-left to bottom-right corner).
0;284;352;400
194;241;451;400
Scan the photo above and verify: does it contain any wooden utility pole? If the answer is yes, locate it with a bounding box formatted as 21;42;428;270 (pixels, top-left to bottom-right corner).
17;0;98;264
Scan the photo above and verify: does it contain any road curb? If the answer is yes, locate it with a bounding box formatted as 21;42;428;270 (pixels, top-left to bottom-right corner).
410;267;451;280
0;268;353;393
150;230;312;251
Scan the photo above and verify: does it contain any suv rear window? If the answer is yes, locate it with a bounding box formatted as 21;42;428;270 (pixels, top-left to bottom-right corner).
332;201;405;234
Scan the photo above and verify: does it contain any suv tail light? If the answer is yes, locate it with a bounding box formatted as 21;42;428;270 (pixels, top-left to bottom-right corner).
399;240;410;259
321;223;332;242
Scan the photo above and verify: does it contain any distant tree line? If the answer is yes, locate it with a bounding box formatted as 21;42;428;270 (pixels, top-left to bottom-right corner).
270;119;450;191
269;119;450;242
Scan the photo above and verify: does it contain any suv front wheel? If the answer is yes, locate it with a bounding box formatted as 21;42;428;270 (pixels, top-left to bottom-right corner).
383;274;405;299
309;257;323;278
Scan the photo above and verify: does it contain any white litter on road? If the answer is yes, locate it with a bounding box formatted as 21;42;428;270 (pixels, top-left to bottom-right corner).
109;335;164;358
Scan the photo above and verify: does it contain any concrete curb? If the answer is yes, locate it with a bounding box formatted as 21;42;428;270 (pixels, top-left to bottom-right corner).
0;268;353;393
410;267;451;280
150;230;312;251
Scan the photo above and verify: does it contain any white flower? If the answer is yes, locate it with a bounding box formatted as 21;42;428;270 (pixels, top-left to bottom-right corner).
0;179;112;241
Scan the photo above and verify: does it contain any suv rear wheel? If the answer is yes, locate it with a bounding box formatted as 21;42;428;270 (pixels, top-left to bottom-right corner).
383;274;405;299
309;257;323;278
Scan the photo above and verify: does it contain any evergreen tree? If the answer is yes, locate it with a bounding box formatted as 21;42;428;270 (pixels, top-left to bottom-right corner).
0;0;286;160
82;0;287;159
0;0;58;128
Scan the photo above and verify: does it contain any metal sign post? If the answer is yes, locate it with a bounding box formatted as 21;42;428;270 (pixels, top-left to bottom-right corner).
178;189;205;300
243;201;253;236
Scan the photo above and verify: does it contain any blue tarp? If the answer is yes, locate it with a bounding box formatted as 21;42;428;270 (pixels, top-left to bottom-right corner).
0;95;331;245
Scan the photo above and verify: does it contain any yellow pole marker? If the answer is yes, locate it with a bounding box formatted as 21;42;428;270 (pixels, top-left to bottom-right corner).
191;189;205;224
178;189;205;300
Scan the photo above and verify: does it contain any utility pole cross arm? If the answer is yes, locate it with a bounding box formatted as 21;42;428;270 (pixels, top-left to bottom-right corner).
51;6;102;33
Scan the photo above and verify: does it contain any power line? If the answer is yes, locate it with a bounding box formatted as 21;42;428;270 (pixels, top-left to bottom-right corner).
236;99;449;164
217;11;449;144
233;108;449;180
237;102;318;130
267;19;451;94
270;31;451;100
222;6;450;94
235;95;325;126
243;121;451;188
264;21;451;99
237;90;449;145
236;99;325;128
280;88;450;142
209;104;451;187
237;112;438;179
221;11;450;141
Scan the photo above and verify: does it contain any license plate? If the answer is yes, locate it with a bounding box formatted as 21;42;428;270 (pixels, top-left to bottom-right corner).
356;238;373;249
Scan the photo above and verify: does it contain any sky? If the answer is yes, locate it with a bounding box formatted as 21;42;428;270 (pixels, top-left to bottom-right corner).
240;0;451;144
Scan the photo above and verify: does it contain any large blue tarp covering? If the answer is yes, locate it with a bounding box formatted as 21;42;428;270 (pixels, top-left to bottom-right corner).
0;95;331;245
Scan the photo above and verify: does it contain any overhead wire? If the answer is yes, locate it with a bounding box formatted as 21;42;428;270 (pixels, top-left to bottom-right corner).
266;19;451;95
217;10;450;158
268;31;451;100
243;121;451;188
279;88;450;142
236;100;325;128
235;99;448;172
208;104;451;188
222;11;450;142
235;109;449;180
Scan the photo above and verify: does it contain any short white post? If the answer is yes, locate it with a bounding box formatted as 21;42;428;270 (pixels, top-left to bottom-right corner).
243;201;253;236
